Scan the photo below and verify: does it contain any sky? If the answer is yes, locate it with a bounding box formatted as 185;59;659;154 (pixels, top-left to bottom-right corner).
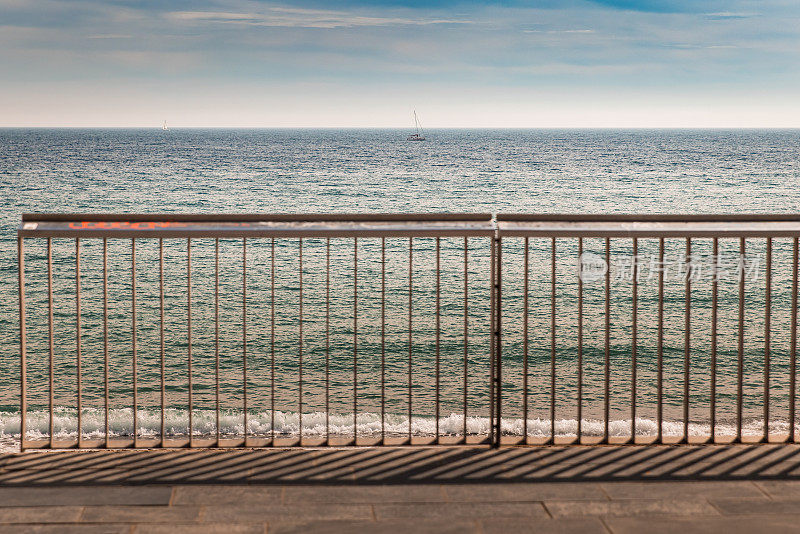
1;0;799;127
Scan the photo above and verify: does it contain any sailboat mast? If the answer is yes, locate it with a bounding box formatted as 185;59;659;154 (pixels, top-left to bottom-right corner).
407;109;425;141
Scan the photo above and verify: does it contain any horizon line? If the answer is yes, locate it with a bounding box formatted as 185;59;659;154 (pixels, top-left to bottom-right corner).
3;125;800;130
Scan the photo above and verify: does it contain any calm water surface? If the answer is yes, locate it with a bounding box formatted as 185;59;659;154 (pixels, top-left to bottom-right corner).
1;128;799;447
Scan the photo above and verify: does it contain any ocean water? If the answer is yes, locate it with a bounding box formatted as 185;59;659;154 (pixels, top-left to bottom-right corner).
2;128;800;450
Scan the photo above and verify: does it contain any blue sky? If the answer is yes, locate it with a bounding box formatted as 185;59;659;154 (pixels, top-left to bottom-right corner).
1;0;798;126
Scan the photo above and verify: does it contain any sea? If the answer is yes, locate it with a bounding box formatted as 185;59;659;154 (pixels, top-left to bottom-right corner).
1;128;800;451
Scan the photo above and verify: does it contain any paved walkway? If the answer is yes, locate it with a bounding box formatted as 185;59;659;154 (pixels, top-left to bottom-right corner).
3;444;800;532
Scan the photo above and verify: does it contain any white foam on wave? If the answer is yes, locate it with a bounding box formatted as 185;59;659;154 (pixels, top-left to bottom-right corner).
1;408;794;452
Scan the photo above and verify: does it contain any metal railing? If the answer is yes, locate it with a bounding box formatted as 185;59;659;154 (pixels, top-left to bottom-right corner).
16;213;800;450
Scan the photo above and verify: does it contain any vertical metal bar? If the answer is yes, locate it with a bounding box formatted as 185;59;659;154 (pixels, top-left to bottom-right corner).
103;238;109;448
297;238;302;445
435;237;441;443
326;238;331;445
380;237;385;443
243;238;248;444
683;238;691;443
791;237;799;443
489;235;495;446
737;237;745;442
577;238;584;442
711;238;718;443
76;238;82;448
495;235;503;446
523;237;529;443
132;239;138;448
463;237;468;440
631;238;638;443
764;237;771;442
47;238;54;447
271;238;276;444
298;237;304;444
352;238;356;443
159;239;165;445
408;237;413;442
603;237;610;444
381;241;386;445
215;239;220;446
657;238;664;444
187;238;192;447
18;236;27;452
550;237;556;443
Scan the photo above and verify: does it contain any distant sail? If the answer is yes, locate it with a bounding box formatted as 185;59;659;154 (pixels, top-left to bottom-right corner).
407;111;425;141
162;121;169;131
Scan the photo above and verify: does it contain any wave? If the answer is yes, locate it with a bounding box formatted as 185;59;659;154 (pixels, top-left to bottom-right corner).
0;407;793;452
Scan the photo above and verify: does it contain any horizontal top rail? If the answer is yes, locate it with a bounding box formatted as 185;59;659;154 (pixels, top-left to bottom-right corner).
498;219;800;237
23;213;493;223
19;213;800;239
497;213;800;222
18;214;495;238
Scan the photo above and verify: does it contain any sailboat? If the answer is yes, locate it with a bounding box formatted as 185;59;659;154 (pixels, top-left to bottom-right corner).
407;110;425;141
162;120;169;131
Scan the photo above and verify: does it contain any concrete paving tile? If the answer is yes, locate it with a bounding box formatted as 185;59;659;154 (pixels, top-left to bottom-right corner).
602;481;765;500
444;450;540;479
353;449;465;482
755;480;800;498
0;524;132;533
396;450;510;481
617;448;711;478
130;451;283;484
0;468;130;485
545;499;718;518
283;484;446;503
479;518;609;534
605;514;800;534
1;452;104;471
514;450;624;480
135;523;264;534
0;486;173;506
172;486;282;505
711;498;800;515
11;453;130;474
104;451;217;474
304;450;387;473
444;483;606;502
122;453;249;482
374;502;548;520
54;469;133;484
723;448;800;478
269;519;479;534
226;452;324;481
126;459;255;484
604;448;696;479
80;505;202;523
139;470;252;484
0;506;84;524
246;452;352;482
202;503;373;522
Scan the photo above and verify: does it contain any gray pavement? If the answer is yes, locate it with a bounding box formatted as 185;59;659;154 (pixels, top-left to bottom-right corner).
2;444;800;532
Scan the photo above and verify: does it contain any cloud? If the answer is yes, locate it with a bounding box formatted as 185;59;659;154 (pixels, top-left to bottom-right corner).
169;7;473;28
87;34;132;39
522;29;594;33
586;0;727;13
704;12;756;20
